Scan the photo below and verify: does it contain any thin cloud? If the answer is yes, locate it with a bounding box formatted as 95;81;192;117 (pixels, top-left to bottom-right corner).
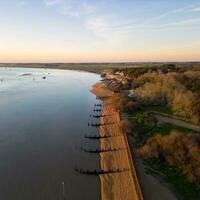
44;0;62;6
191;7;200;12
44;0;95;17
86;16;200;41
87;16;110;37
156;4;200;19
44;0;200;38
115;3;200;29
18;0;28;6
139;18;200;32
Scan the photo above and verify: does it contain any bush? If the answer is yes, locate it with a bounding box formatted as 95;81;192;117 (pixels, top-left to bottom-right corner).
120;119;137;135
109;95;128;111
109;94;140;113
138;131;200;184
133;72;200;123
124;101;140;112
171;89;200;123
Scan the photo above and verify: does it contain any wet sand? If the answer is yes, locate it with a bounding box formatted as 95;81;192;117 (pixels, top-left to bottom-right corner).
92;82;143;200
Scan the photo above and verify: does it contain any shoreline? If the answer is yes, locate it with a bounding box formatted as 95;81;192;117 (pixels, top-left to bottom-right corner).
91;80;178;200
91;82;143;200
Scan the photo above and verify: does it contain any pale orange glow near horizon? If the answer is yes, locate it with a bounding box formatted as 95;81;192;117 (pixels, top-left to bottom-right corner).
1;45;200;63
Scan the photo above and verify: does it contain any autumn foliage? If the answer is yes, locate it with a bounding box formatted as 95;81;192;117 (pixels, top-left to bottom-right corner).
133;72;200;123
138;131;200;184
109;94;139;112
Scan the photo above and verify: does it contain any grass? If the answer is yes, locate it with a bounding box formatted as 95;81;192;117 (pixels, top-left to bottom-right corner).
134;121;197;146
128;111;144;119
144;159;200;200
129;104;200;125
147;105;200;125
154;123;197;135
128;106;197;133
128;111;157;144
129;108;198;146
131;110;200;200
144;105;173;115
128;105;173;120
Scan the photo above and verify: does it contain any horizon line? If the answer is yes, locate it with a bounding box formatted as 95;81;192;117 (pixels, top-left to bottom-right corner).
0;61;200;64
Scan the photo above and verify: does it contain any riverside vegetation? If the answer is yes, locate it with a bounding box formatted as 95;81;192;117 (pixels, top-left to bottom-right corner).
106;64;200;200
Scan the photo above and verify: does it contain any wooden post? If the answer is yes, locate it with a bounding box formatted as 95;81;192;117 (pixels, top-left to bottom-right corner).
62;181;65;200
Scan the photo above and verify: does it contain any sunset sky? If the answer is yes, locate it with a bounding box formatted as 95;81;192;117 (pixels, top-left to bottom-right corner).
1;0;200;62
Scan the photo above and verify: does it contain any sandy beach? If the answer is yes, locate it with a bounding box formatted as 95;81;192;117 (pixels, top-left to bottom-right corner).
92;82;143;200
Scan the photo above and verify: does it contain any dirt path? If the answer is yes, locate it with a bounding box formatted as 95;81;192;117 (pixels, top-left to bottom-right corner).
154;114;200;132
92;82;143;200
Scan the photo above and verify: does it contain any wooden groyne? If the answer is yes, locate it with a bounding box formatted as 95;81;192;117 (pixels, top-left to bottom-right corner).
84;134;119;140
91;82;143;200
81;147;126;153
75;167;130;175
89;122;115;127
91;114;111;118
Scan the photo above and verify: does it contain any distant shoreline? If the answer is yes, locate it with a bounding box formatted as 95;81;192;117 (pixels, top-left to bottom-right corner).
1;62;200;74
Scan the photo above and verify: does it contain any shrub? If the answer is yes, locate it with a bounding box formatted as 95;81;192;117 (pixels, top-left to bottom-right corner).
133;72;200;123
124;101;140;112
171;89;200;122
120;119;137;135
138;131;200;183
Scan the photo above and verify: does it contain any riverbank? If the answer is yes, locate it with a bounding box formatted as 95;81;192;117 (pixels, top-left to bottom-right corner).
91;82;143;200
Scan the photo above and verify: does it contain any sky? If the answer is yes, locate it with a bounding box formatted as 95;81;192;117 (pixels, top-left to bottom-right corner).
0;0;200;62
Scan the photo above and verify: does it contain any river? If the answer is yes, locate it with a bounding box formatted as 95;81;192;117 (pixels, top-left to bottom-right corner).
0;67;100;200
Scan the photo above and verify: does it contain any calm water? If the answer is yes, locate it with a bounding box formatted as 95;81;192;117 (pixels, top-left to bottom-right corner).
0;68;101;200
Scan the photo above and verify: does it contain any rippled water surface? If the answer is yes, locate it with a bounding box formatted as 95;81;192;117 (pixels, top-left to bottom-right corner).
0;67;100;200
